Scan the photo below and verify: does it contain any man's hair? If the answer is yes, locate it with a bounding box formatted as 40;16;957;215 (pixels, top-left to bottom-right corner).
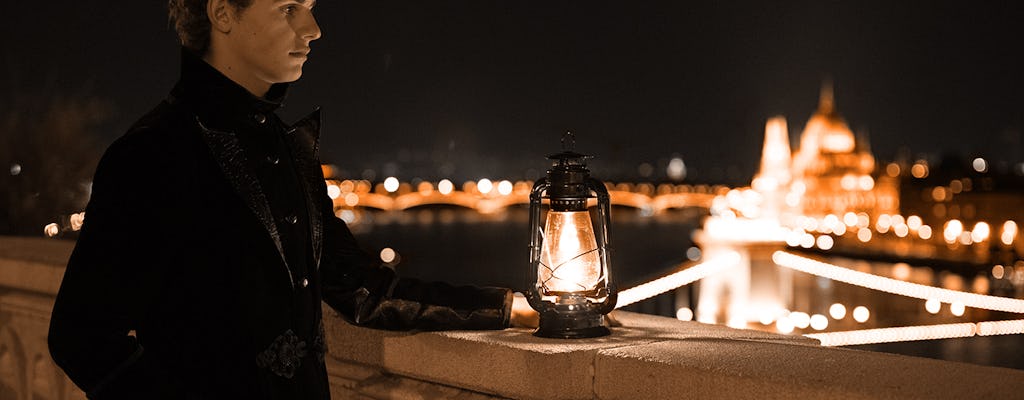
168;0;253;55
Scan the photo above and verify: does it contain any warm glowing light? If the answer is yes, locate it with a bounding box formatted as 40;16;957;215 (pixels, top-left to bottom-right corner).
1002;221;1018;246
857;228;872;242
950;301;966;317
840;174;857;191
972;222;991;243
943;220;963;244
800;233;815;249
853;306;870;323
337;209;356;223
477;179;493;194
667;157;687;181
892;263;911;281
808;323;976;347
911;162;929;179
886;163;900;177
906;215;923;230
676;307;694;321
776;317;795;334
380;247;397;263
727;316;747;329
790;312;810;329
843;212;858;227
773;251;1024;313
9;164;21;176
497;180;513;195
759;310;775;325
539;211;601;294
972;157;988;173
810;314;828;330
858;175;874;191
344;193;359;207
918;225;933;240
816;235;834;250
69;213;85;231
893;224;909;238
616;253;741;308
44;223;59;238
829;303;847;320
931;186;947;202
327;184;341;199
976;319;1024;336
925;299;941;314
438;179;454;195
958;232;973;246
417;181;434;194
876;214;892;233
383;177;400;193
992;265;1005;280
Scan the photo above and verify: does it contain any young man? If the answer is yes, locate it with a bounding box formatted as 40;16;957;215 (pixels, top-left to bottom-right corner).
48;0;535;398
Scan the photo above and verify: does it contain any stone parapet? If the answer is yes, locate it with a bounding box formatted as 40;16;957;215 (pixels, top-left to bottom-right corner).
3;236;1024;399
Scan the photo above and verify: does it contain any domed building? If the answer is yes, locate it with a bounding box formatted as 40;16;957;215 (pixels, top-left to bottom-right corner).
788;84;899;218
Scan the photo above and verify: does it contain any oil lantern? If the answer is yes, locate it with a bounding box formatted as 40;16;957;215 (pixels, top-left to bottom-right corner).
526;133;616;338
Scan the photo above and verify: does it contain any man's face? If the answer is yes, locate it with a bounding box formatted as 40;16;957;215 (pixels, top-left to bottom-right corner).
222;0;320;87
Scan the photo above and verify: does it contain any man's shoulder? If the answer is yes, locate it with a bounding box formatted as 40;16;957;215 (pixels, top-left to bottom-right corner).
101;100;206;168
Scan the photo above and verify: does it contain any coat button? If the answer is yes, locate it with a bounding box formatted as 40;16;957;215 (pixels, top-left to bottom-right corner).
266;155;280;165
254;113;267;124
285;214;298;224
301;278;309;288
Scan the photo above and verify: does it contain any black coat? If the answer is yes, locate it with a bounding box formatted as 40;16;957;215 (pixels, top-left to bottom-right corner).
48;50;512;400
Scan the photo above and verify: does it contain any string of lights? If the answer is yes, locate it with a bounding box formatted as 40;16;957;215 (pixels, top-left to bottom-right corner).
808;319;1024;346
772;251;1024;314
615;252;741;309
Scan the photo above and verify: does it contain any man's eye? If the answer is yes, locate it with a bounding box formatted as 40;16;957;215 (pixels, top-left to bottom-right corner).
283;5;297;14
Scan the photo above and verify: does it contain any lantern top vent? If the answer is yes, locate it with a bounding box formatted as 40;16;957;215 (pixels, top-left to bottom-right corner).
547;132;593;169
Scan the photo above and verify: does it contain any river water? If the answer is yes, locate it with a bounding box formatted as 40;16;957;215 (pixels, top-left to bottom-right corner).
349;207;1024;370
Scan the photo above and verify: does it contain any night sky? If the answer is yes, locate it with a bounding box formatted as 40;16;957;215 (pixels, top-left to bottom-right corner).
4;1;1022;184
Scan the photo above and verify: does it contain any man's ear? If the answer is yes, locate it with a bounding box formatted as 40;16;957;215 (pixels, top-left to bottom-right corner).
208;0;233;34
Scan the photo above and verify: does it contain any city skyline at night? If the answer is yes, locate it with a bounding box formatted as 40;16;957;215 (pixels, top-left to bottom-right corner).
3;1;1023;184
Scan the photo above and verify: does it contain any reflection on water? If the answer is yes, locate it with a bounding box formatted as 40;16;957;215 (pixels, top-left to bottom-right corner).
349;206;1024;370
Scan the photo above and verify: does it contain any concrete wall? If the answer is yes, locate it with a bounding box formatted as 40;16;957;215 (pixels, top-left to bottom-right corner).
3;236;1024;399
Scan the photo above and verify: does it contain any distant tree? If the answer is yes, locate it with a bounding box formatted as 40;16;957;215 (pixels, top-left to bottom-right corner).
0;93;108;236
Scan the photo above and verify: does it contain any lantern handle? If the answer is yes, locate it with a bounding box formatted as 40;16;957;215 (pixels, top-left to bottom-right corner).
526;178;550;312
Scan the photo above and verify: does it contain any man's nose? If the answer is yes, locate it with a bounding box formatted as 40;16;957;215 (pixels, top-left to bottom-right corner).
301;12;322;42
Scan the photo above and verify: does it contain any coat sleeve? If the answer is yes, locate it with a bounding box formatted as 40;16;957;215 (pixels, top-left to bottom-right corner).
48;134;183;399
316;179;512;331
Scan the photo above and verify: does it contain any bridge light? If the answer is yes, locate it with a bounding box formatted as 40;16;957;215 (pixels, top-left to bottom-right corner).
810;314;828;330
829;303;847;320
438;179;454;195
477;178;493;195
383;177;400;193
1002;221;1018;246
853;306;870;323
497;180;513;195
972;222;991;243
327;184;341;199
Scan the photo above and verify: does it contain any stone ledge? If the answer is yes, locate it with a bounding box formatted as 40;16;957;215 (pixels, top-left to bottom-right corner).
324;306;1024;400
5;236;1024;399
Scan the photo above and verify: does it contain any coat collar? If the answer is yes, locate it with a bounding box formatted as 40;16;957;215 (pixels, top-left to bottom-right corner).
170;48;289;130
171;49;326;289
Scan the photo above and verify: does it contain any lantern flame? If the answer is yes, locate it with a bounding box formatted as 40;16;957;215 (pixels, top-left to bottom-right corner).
539;211;602;295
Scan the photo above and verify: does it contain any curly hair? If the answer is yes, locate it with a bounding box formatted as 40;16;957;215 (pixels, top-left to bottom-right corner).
168;0;253;55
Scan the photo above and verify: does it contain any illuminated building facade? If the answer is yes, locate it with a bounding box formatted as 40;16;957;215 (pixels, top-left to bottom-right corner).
788;85;899;218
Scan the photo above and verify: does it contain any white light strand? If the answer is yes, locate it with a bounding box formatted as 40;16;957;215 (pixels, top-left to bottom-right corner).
807;323;977;346
615;252;741;309
772;251;1024;314
976;319;1024;336
808;319;1024;346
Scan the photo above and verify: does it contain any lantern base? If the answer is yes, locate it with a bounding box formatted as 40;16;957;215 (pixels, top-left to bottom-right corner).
534;309;610;339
